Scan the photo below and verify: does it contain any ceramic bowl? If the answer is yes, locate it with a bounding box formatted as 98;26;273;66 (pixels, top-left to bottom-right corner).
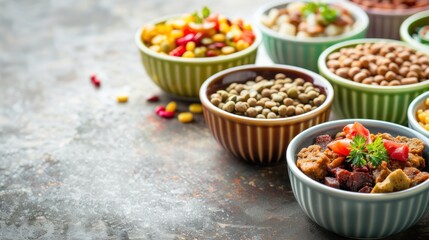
318;38;429;125
400;10;429;54
286;119;429;239
135;14;262;99
199;64;333;165
351;1;429;40
255;0;368;71
408;91;429;138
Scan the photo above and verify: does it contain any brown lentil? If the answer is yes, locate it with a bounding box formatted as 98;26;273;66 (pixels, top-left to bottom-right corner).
327;42;429;86
210;74;327;118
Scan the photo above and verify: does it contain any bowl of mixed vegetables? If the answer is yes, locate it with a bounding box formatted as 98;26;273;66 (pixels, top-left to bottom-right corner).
286;119;429;238
136;7;261;99
255;0;368;71
400;10;429;54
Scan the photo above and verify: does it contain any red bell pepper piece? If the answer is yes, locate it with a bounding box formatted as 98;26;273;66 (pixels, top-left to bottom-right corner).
193;32;204;44
343;122;371;143
176;33;195;46
169;45;186;57
328;138;352;156
383;140;409;161
240;30;255;44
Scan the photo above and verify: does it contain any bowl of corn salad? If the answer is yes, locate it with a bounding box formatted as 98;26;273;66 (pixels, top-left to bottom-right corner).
408;91;429;138
136;7;261;99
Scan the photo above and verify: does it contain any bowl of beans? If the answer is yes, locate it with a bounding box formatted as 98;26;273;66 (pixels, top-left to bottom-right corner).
350;0;429;40
408;91;429;138
135;7;261;99
318;38;429;125
255;0;368;71
400;10;429;54
199;64;334;165
286;119;429;238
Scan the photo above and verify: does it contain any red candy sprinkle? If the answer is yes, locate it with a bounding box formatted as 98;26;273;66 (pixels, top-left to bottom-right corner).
155;106;165;114
147;95;160;102
158;110;175;119
90;73;101;87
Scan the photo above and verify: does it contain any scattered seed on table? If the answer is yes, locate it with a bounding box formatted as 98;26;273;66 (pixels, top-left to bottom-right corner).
188;103;203;113
158;110;175;119
178;112;193;123
165;101;177;112
116;95;128;103
147;95;160;102
90;73;101;88
155;106;165;114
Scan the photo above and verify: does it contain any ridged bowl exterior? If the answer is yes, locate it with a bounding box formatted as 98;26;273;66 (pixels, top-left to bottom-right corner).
318;38;429;125
364;6;429;40
408;91;429;138
255;0;368;72
286;119;429;239
135;15;261;99
199;65;334;165
400;10;429;55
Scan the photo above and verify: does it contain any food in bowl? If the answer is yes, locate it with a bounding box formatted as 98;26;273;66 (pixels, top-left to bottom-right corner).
351;0;429;9
326;41;429;86
140;7;256;58
261;1;355;38
417;97;429;130
297;121;429;193
412;25;429;45
209;73;327;118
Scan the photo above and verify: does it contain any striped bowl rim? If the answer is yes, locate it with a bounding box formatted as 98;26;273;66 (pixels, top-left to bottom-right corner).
400;10;429;54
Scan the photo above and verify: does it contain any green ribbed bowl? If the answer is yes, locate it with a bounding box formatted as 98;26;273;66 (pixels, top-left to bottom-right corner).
400;10;429;55
318;38;429;125
135;15;262;99
255;0;368;72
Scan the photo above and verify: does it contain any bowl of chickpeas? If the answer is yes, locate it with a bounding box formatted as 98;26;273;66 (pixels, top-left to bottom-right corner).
318;38;429;125
408;91;429;138
400;10;429;54
255;0;368;71
351;0;429;40
135;7;262;99
199;64;334;165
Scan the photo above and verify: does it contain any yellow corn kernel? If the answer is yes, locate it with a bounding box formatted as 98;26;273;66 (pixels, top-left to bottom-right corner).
116;95;128;103
171;19;186;29
149;45;161;52
151;34;166;45
155;24;172;34
236;39;250;51
178;112;193;123
186;41;196;51
219;22;230;34
212;33;226;42
189;103;202;113
170;29;184;39
182;51;195;58
221;46;236;55
243;23;253;31
166;101;177;112
218;15;228;24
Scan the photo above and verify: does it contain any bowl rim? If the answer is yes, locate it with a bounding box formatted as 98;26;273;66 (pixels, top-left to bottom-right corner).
135;13;262;63
254;0;369;44
286;118;429;201
358;4;429;16
318;38;429;92
407;91;429;138
199;64;334;126
400;10;429;53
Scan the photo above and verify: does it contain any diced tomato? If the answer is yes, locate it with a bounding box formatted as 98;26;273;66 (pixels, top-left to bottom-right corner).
383;139;409;161
328;138;352;156
343;122;371;143
168;45;186;57
240;30;255;44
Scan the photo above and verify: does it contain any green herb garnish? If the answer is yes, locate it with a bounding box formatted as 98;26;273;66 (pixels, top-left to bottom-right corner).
347;135;389;168
193;6;211;24
301;2;338;25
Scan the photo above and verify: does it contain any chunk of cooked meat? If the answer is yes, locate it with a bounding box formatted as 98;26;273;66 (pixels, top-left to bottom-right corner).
395;136;424;154
371;169;411;193
315;134;333;150
406;153;426;169
324;177;340;189
297;145;330;181
373;161;391;184
404;167;429;187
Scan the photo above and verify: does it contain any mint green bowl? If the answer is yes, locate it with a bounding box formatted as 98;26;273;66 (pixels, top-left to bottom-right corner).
318;38;429;125
400;10;429;55
255;0;368;72
135;15;262;99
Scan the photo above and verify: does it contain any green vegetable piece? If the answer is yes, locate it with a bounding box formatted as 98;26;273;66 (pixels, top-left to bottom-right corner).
366;137;389;167
319;3;338;24
302;2;318;17
347;134;367;167
202;6;211;18
347;135;389;168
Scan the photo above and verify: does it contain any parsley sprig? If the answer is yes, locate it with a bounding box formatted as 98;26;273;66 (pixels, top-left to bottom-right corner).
346;135;389;168
301;2;338;25
192;6;211;24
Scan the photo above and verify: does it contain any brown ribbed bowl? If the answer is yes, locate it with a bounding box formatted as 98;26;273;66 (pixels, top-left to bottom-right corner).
199;65;334;165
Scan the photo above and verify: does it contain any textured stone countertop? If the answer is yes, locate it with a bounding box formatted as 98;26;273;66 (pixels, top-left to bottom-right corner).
1;0;428;239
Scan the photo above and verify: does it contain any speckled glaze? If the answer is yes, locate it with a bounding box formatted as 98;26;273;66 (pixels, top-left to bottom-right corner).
400;10;429;54
361;5;429;40
408;91;429;138
286;119;429;239
318;38;429;125
135;15;261;99
199;65;334;165
254;0;368;72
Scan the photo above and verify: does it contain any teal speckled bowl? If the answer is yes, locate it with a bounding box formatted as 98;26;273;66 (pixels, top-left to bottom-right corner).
135;15;262;99
318;38;429;125
400;10;429;55
255;0;368;72
286;119;429;239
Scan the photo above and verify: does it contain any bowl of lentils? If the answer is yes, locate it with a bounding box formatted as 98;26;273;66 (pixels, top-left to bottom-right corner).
318;38;429;125
255;0;368;71
199;64;334;165
135;7;261;99
400;10;429;54
351;0;429;40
